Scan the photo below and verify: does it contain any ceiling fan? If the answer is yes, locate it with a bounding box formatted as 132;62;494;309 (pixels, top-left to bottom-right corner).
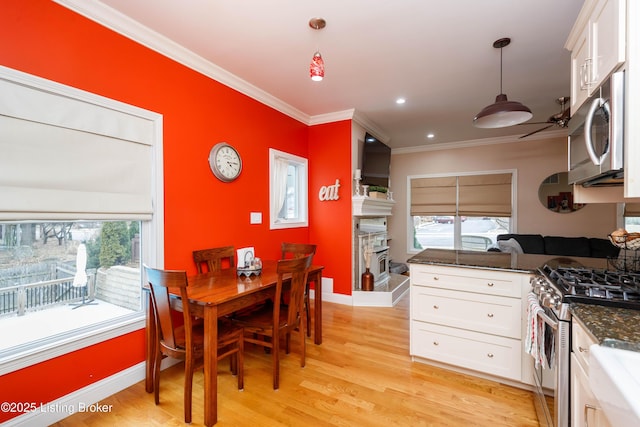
518;96;570;139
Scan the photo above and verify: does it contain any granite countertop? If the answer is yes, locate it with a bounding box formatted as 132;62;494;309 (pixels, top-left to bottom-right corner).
407;248;609;273
571;303;640;352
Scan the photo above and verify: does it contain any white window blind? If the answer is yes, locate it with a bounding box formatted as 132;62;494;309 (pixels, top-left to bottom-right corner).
0;73;154;220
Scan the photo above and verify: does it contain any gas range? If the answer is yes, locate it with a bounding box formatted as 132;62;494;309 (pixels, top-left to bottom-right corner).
536;264;640;313
528;263;640;427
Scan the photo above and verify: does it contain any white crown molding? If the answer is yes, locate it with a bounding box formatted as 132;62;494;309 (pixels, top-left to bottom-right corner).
308;108;355;126
392;128;568;154
53;0;312;125
352;110;391;143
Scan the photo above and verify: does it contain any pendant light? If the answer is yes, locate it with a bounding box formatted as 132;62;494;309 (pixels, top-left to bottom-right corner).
309;18;326;81
473;38;532;128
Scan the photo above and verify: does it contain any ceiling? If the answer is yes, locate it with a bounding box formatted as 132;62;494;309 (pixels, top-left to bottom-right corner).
57;0;585;149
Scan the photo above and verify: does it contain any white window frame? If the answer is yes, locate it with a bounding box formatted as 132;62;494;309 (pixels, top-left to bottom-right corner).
269;148;308;229
406;170;517;254
0;66;164;374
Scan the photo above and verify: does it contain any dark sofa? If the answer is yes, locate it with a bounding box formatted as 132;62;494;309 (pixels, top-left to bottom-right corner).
494;233;620;259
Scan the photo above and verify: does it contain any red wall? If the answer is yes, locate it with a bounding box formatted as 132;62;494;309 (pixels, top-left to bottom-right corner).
309;121;353;295
0;0;353;421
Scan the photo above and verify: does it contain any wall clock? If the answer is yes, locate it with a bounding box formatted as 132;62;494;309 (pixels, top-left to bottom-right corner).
208;142;242;182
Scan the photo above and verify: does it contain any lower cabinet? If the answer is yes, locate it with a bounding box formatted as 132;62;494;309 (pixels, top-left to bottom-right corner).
409;263;531;384
571;320;612;427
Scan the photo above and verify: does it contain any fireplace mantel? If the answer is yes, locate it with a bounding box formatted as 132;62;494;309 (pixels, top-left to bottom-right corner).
352;196;395;217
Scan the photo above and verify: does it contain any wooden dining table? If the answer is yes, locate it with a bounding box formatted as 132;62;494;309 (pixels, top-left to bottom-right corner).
144;259;324;426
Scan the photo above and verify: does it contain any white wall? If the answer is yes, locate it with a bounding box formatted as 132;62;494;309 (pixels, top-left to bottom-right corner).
388;135;618;264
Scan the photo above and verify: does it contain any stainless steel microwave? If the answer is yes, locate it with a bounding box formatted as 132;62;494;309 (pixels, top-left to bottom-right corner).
568;70;624;187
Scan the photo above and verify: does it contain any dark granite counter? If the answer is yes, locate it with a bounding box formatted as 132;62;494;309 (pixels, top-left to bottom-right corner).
407;248;609;273
571;303;640;352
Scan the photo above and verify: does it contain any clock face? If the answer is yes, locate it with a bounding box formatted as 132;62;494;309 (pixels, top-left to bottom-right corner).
208;142;242;182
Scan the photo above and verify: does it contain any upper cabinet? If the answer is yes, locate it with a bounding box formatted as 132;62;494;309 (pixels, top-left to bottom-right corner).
566;0;626;114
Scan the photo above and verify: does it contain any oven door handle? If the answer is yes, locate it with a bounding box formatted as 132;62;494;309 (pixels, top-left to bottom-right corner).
536;309;558;331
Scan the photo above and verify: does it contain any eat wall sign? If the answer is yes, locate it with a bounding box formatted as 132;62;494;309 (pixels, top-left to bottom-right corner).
318;179;340;201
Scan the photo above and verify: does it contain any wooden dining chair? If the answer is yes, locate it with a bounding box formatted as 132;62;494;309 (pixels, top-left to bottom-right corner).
231;255;312;390
193;245;235;274
144;265;244;423
281;242;316;337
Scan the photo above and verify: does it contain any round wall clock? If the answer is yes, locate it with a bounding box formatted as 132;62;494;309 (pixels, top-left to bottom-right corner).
208;142;242;182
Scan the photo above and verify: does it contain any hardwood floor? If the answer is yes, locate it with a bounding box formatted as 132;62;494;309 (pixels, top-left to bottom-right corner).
52;295;539;426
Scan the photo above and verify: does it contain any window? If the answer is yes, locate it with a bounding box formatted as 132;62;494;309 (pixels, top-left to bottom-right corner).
0;221;143;353
0;67;162;368
269;148;308;229
409;172;513;252
624;203;640;232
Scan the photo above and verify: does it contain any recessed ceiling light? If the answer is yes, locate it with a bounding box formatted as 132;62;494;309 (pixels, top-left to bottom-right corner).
426;133;435;139
396;98;406;105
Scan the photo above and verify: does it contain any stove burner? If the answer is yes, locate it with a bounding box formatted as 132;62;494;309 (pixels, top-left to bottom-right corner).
540;265;640;310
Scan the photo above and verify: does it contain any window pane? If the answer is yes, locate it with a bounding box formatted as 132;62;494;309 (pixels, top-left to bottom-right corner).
625;217;640;233
284;164;298;220
0;221;142;355
412;216;510;251
413;216;454;250
461;216;510;250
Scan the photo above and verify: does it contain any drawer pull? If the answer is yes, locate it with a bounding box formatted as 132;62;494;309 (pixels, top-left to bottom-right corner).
487;313;494;318
487;282;494;287
433;341;439;346
433;276;439;281
578;346;589;353
487;353;494;358
433;305;439;310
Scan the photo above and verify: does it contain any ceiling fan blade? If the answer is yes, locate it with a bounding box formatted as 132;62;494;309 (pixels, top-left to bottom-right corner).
518;124;554;139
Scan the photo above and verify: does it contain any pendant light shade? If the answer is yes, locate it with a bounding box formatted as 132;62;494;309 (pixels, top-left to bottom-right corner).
310;51;324;81
473;38;532;128
309;17;326;82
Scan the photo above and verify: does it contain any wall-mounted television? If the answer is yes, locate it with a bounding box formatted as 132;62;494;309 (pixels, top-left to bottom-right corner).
361;133;391;187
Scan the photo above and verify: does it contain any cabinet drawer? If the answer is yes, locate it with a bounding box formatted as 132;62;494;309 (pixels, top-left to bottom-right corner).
572;319;597;372
411;286;521;339
410;265;521;298
411;321;522;381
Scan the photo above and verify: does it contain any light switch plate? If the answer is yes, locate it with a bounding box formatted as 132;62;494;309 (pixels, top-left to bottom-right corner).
250;212;262;224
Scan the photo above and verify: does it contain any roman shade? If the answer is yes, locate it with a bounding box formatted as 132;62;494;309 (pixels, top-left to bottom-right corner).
410;177;457;216
624;203;640;217
458;173;512;217
0;72;155;220
410;173;512;217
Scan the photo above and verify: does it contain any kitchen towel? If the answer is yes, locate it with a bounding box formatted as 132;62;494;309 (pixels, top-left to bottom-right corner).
525;292;547;369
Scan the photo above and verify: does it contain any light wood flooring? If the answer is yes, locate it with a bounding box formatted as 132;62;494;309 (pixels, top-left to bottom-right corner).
52;295;539;426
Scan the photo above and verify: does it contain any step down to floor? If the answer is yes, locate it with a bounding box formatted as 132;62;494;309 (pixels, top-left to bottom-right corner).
352;273;409;307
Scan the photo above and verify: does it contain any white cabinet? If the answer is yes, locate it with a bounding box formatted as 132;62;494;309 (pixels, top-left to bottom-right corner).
409;264;530;383
566;0;626;113
571;320;612;427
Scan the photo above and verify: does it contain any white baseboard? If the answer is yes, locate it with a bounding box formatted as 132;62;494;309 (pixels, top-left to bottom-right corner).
3;358;179;426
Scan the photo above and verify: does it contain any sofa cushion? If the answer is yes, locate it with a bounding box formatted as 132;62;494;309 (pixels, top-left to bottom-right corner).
544;236;590;257
589;237;620;258
497;234;545;254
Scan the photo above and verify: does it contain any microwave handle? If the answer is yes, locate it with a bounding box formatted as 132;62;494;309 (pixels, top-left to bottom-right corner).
584;97;611;166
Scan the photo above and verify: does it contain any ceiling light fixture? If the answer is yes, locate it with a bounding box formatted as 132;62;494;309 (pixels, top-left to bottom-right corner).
473;37;532;128
309;18;326;82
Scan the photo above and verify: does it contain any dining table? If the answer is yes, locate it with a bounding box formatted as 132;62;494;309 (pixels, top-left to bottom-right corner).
144;259;324;426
